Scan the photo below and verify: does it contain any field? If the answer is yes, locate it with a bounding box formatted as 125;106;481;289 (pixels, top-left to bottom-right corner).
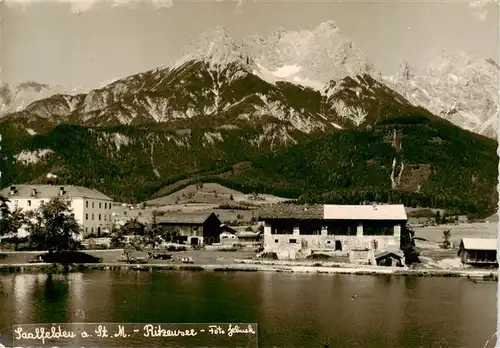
413;222;497;245
146;182;291;206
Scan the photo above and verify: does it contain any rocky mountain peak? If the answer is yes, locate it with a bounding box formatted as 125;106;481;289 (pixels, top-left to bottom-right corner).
176;25;253;69
313;19;341;36
244;20;379;90
0;82;67;117
384;51;500;138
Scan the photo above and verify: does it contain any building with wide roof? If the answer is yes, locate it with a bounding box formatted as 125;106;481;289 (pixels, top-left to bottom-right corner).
1;184;114;237
258;203;407;260
458;238;498;266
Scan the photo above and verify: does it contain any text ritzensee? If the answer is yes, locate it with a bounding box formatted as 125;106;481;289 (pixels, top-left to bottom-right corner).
13;323;256;344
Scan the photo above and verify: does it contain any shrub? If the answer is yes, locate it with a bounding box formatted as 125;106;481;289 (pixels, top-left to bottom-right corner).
40;251;102;264
307;253;333;261
166;245;187;252
260;252;278;260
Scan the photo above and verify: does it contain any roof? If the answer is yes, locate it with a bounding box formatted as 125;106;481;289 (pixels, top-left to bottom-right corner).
259;203;407;221
221;225;238;233
323;204;407;221
258;204;324;220
1;184;112;201
461;238;498;251
236;231;261;238
375;251;403;260
156;212;219;225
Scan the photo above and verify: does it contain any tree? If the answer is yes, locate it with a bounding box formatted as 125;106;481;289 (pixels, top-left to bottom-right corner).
401;223;420;265
26;197;82;252
109;225;125;248
0;196;26;235
143;211;163;254
121;217;145;235
121;235;143;263
442;229;451;249
122;244;136;263
435;211;441;225
162;227;180;243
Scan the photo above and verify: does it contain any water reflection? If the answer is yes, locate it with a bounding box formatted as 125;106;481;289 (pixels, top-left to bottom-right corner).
67;273;85;322
0;272;496;348
13;275;33;325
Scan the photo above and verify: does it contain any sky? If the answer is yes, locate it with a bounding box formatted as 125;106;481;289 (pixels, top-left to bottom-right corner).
1;0;499;91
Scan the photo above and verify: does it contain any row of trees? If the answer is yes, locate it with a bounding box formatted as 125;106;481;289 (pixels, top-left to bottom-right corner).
109;212;181;252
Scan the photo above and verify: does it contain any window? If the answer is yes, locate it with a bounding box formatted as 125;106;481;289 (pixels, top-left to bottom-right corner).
105;203;107;209
40;200;44;205
99;202;101;209
92;202;95;208
91;227;93;233
86;201;88;208
86;214;88;220
104;215;107;221
289;239;297;244
99;214;101;221
363;223;394;236
299;222;322;235
14;200;18;206
327;222;357;236
27;200;31;207
92;214;94;220
274;239;279;243
271;224;294;235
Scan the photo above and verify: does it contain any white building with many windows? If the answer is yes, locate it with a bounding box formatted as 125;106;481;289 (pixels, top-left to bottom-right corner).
0;184;114;237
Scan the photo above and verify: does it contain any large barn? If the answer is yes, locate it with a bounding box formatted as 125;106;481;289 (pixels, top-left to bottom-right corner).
259;203;407;260
156;212;222;245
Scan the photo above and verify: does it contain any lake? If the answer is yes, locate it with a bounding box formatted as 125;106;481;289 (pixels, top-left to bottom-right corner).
0;270;497;347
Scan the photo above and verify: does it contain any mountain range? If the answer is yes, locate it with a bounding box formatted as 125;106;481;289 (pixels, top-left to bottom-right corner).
0;21;497;217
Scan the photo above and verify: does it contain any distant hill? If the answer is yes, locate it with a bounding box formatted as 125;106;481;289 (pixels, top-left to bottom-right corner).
146;182;290;206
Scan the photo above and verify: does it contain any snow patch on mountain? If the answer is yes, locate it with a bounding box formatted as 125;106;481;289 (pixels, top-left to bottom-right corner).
111;133;133;151
250;124;298;148
203;132;223;146
166;134;190;147
14;149;54;165
330;99;367;126
254;93;324;133
252;62;324;90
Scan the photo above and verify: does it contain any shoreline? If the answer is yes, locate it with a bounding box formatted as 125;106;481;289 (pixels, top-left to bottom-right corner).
0;262;497;280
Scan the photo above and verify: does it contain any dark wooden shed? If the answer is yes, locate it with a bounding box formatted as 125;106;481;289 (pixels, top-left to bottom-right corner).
156;212;222;245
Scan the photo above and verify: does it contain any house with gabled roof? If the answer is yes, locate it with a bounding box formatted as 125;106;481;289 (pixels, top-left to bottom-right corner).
156;212;222;246
1;184;114;237
458;238;498;267
258;203;407;260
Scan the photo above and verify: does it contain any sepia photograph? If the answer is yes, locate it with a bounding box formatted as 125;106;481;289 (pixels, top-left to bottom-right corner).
0;0;498;347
